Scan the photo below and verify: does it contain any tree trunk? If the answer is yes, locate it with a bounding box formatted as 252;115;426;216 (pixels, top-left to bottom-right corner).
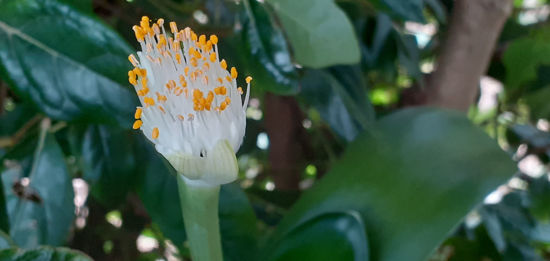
427;0;513;111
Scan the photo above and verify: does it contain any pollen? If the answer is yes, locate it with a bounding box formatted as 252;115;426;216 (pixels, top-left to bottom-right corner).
133;120;143;129
210;35;218;45
135;107;143;119
144;97;155;106
128;17;253;152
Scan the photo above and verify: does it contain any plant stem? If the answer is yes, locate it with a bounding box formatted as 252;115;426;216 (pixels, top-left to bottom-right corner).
177;174;223;261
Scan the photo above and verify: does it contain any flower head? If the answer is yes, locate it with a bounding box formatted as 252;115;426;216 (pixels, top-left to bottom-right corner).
128;17;251;185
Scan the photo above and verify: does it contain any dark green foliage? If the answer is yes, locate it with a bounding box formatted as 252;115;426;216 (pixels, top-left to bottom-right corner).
0;0;547;260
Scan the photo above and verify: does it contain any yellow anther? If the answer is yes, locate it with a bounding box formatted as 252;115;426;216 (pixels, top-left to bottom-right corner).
174;87;183;96
188;113;194;120
157;93;167;102
205;41;213;52
225;96;231;104
217;78;223;84
137;88;149;96
199;35;206;46
191;32;197;42
135;107;143;119
128;54;139;66
152;128;159;139
140;68;147;77
231;67;238;79
191;58;198;67
210;35;218;45
172;40;180;51
152;24;160;35
141;77;148;87
140;16;150;30
158;105;166;113
203;62;210;70
246;76;253;84
128;70;137;85
133;120;143;129
157;18;164;26
220;59;227;70
238;87;243;94
133;26;145;41
169;21;178;33
210;53;216;62
219;101;227;111
175;53;181;64
144;97;155;106
226;76;232;82
184;66;190;76
193;89;203;99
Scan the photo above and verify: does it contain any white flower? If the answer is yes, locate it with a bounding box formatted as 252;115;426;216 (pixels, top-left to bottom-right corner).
128;17;252;186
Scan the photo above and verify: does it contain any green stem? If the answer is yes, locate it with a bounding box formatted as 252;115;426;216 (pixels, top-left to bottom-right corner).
177;174;223;261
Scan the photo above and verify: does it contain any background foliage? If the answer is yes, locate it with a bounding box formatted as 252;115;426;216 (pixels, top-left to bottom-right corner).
0;0;548;260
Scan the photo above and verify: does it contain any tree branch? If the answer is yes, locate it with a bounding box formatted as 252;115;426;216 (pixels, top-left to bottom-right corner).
426;0;513;111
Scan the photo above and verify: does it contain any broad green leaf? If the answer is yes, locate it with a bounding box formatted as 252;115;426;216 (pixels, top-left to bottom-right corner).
524;86;550;120
135;151;187;246
1;133;74;247
219;183;259;261
0;247;92;261
242;0;299;94
265;0;360;68
503;29;550;89
264;108;515;261
0;230;14;250
79;125;136;207
0;0;137;126
266;211;368;261
301;66;374;141
370;0;425;22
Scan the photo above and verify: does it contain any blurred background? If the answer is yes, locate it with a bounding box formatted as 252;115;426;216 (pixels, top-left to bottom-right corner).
1;0;550;260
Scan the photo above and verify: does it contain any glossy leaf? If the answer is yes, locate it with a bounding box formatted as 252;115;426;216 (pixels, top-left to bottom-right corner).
370;0;425;22
242;0;299;94
301;66;374;141
265;108;515;261
267;211;368;261
0;0;137;126
265;0;360;68
503;29;550;89
219;183;259;261
0;247;92;261
1;133;74;247
79;125;136;207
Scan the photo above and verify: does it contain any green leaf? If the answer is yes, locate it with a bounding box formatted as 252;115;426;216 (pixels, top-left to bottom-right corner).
242;0;299;94
219;183;259;261
503;29;550;89
265;108;515;261
266;0;360;68
0;231;15;250
0;0;137;126
524;86;550;120
0;247;92;261
300;66;374;141
1;133;75;247
135;151;187;247
79;125;137;207
266;211;368;261
370;0;425;22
